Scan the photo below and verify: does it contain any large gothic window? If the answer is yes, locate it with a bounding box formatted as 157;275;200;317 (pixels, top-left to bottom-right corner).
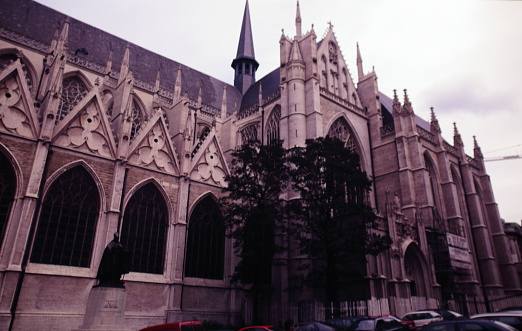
0;152;16;248
327;117;358;154
120;183;168;274
241;124;258;145
266;106;281;146
31;166;99;267
58;76;88;122
184;196;225;279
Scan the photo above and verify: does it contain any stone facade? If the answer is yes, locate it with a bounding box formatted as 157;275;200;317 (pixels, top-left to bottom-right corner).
0;0;520;330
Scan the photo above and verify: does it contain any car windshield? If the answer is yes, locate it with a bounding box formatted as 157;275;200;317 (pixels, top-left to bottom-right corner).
353;320;375;331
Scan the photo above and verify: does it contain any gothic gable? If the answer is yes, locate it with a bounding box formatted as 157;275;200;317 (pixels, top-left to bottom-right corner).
317;29;362;108
190;128;229;187
0;59;40;139
53;87;117;158
127;110;180;175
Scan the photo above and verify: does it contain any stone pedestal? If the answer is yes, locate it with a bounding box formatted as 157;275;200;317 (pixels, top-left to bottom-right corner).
72;286;132;331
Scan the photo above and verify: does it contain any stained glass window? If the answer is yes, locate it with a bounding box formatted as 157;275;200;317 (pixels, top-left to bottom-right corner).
241;124;258;145
121;183;168;274
327;117;358;153
58;76;88;122
266;106;281;146
184;196;225;279
31;166;99;267
129;100;143;140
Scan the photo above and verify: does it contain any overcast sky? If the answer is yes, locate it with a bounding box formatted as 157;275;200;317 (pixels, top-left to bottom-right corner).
34;0;522;223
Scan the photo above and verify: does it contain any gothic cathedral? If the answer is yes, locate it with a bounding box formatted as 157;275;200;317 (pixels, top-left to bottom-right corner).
0;0;520;330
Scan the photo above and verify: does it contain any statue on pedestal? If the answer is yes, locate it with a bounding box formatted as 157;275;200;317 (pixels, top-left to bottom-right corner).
96;233;130;287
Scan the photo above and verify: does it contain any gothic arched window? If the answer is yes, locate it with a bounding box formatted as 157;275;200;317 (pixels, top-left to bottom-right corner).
0;151;16;248
121;183;168;274
241;124;258;145
266;106;281;146
184;196;225;279
58;76;88;122
129;99;144;140
31;166;99;267
327;117;358;154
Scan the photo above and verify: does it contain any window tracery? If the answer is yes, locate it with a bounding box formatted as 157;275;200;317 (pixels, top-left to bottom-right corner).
184;196;225;279
241;124;258;145
327;117;358;154
58;76;88;122
31;166;99;267
121;183;168;274
266;105;281;146
129;100;143;140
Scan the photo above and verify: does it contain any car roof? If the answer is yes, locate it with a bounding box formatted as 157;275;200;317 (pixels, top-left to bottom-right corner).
472;312;522;317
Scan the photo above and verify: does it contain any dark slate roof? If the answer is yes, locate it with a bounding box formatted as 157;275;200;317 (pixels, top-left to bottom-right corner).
0;0;242;113
240;68;280;111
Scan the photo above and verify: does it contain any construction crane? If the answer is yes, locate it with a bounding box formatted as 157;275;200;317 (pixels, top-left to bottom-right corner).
484;155;521;162
484;144;521;162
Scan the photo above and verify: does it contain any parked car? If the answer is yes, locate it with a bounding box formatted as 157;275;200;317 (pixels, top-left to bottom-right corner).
295;322;336;331
326;317;366;331
348;316;409;331
140;320;205;331
431;310;464;320
401;311;443;329
471;312;522;330
422;319;518;331
498;308;522;313
238;326;280;331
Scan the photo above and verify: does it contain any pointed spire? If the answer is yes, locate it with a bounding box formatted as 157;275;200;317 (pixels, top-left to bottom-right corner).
235;0;256;60
453;122;463;147
105;50;113;75
118;44;131;85
392;89;401;115
154;69;161;93
231;0;259;94
197;86;202;109
473;136;484;160
57;17;70;51
258;84;263;107
221;85;228;118
430;107;441;133
356;42;364;81
401;89;413;115
296;1;302;38
174;65;182;101
50;28;59;52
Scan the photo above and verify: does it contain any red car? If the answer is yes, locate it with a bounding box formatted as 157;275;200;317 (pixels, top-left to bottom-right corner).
238;326;279;331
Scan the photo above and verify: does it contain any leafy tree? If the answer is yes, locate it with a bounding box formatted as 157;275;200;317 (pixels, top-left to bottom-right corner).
288;137;391;303
220;140;289;322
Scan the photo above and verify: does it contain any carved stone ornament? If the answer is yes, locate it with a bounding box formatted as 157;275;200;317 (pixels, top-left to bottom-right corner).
0;75;33;137
55;101;113;157
191;142;226;186
129;124;176;174
328;41;338;64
